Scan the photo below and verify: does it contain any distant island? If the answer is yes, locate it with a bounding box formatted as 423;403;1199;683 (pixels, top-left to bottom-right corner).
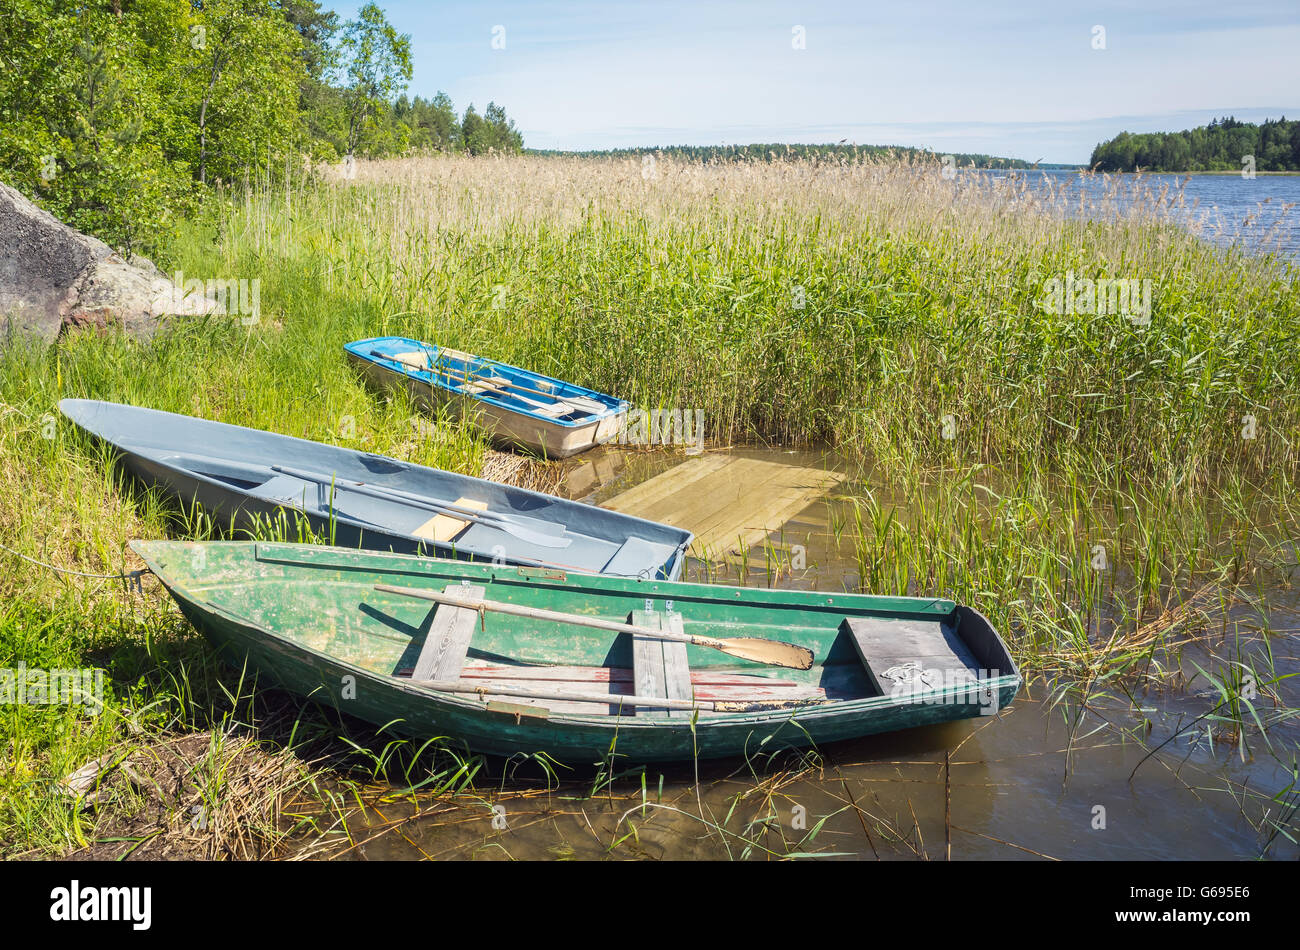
527;143;1067;169
1090;117;1300;172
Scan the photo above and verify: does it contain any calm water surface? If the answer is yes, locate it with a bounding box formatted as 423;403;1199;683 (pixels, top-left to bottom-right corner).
304;446;1300;861
981;168;1300;261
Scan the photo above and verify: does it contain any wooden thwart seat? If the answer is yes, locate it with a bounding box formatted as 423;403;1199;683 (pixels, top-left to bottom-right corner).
533;401;578;417
389;351;431;370
630;610;693;718
410;584;486;681
461;375;512;396
411;496;488;543
844;616;981;696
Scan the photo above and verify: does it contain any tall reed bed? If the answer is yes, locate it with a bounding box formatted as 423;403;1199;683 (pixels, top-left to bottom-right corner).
196;153;1300;486
821;460;1300;681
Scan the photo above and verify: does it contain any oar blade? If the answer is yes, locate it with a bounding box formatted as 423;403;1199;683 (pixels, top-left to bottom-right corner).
491;520;573;549
715;637;815;671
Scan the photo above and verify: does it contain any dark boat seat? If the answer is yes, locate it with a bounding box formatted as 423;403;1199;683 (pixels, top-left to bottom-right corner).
843;616;982;697
603;537;679;578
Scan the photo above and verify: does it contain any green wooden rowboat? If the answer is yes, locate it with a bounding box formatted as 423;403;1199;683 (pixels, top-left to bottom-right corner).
132;539;1021;763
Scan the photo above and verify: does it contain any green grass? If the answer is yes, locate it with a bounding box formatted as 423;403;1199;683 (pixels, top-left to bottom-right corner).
1;153;1298;858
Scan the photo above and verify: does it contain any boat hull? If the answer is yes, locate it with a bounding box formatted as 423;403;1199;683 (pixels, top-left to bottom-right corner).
61;399;692;580
345;340;627;459
134;540;1022;763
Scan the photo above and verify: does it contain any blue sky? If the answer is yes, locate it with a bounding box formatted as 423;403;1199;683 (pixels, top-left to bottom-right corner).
332;1;1300;163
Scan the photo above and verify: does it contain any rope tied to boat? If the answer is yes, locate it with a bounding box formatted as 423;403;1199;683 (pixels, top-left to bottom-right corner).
0;542;147;594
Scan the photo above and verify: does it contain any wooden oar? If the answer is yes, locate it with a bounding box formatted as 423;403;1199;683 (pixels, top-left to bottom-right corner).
372;348;609;415
428;363;580;413
374;584;816;670
405;677;827;713
271;466;573;549
273;465;566;535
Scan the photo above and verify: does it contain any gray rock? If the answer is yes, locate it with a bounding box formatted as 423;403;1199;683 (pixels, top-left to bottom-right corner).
0;180;223;343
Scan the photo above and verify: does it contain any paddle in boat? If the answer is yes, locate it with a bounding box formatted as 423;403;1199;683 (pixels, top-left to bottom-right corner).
62;399;692;579
132;540;1022;762
344;336;628;459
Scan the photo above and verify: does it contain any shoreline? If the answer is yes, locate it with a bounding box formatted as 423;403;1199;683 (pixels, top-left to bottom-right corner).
1012;168;1300;176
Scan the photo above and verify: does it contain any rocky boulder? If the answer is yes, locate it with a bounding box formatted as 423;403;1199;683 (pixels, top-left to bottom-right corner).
0;180;222;343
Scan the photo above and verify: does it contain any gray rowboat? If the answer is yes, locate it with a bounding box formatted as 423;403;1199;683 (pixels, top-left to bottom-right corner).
60;399;693;579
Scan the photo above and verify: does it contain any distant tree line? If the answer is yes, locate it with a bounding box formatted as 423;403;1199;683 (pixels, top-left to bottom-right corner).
0;0;524;253
1090;117;1300;172
527;143;1040;168
394;96;522;155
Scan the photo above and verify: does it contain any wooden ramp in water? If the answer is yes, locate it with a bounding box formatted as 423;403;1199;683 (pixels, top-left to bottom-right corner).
600;454;844;560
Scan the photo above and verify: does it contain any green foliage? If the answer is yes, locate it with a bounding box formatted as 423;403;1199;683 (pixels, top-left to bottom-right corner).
396;92;460;152
462;102;523;155
336;2;412;156
0;0;306;253
0;0;529;251
186;0;307;186
1091;116;1300;172
0;0;198;255
278;0;339;79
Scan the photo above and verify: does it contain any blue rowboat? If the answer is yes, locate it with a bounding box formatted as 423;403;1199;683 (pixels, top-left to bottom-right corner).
344;336;628;459
59;399;693;579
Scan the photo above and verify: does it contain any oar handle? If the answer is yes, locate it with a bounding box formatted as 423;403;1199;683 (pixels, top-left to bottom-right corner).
376;583;695;645
272;466;485;521
271;465;514;525
273;468;573;549
429;361;559;403
375;346;588;407
375;585;815;670
370;347;617;420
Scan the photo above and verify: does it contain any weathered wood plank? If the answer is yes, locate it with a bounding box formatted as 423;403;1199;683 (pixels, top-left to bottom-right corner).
690;465;842;555
695;471;841;540
410;583;485;681
390;351;430;369
630;609;666;708
660;613;694;716
655;459;792;533
631;610;694;718
602;454;844;561
411;497;488;542
456;680;823;706
601;455;736;512
458;662;803;688
398;663;826;702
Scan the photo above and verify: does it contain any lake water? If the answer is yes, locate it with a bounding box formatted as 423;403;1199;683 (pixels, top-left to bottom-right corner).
296;446;1300;861
978;168;1300;261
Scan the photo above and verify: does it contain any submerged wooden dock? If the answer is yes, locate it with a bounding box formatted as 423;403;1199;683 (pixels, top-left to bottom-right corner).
600;454;844;559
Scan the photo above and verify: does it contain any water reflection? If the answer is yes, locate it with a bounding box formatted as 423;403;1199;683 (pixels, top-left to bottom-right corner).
290;445;1299;861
